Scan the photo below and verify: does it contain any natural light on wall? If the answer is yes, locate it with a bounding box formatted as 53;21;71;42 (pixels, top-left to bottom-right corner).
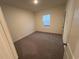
34;0;38;4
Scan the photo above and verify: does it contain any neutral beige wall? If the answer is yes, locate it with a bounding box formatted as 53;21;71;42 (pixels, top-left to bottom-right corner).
63;0;75;43
0;6;18;59
68;0;79;59
2;5;35;42
35;7;65;34
63;0;79;59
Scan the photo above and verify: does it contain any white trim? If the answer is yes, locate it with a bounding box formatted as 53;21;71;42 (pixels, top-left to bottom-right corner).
14;31;35;42
64;43;75;59
67;43;75;59
64;46;67;59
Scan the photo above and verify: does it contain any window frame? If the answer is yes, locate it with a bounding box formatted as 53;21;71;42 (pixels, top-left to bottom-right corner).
42;14;51;28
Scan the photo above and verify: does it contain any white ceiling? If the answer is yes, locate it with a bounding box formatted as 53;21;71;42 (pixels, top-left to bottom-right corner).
0;0;67;12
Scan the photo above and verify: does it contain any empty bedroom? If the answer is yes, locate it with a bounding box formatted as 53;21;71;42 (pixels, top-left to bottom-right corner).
0;0;68;59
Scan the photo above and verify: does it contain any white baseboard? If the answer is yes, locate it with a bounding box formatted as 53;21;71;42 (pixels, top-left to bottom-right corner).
14;31;35;42
64;44;75;59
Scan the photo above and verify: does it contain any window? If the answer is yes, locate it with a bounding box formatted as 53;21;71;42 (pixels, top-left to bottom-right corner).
42;14;51;27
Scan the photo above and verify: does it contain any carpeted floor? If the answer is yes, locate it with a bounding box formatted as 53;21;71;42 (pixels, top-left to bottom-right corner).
15;31;64;59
